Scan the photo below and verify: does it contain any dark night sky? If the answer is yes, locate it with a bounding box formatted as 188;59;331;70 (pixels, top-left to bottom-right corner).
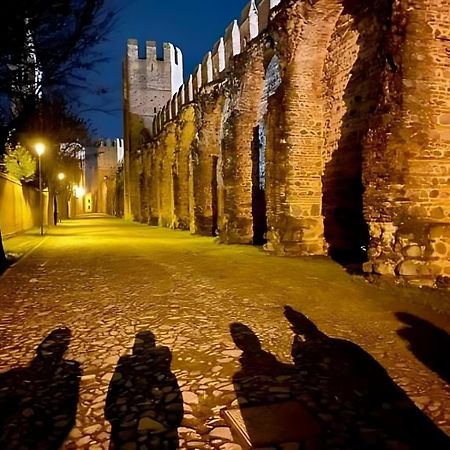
81;0;248;139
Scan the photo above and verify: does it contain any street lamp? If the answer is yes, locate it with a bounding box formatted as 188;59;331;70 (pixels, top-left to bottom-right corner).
35;143;45;236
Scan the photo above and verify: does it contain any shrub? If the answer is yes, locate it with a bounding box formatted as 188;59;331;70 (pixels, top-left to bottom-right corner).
4;144;37;181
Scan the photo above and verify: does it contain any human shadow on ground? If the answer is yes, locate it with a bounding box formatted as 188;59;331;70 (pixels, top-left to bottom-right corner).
284;306;450;449
228;310;450;449
396;311;450;385
105;331;183;450
0;328;81;449
230;322;320;449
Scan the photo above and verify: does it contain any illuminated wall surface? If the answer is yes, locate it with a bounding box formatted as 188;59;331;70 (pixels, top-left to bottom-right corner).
123;0;450;288
85;142;123;215
0;173;49;236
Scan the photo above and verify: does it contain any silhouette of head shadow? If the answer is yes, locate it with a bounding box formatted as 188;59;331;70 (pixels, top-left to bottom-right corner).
396;312;450;384
132;330;156;354
105;330;183;450
281;306;450;449
284;305;325;340
230;323;293;377
0;328;81;450
32;327;72;367
229;323;311;448
230;323;262;353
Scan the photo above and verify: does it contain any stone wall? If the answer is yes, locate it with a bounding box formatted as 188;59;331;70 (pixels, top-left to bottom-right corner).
322;0;391;262
124;0;450;288
220;46;266;244
194;88;223;236
174;106;197;230
0;173;48;236
363;0;450;286
265;0;342;256
85;141;121;215
123;41;183;221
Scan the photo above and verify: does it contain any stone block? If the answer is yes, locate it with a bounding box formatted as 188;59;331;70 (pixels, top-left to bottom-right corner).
373;261;396;276
429;224;450;239
403;245;422;258
430;207;445;219
433;241;448;256
438;114;450;125
397;260;432;277
362;261;374;273
397;260;420;277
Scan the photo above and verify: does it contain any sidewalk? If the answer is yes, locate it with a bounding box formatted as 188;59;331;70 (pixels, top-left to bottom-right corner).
2;228;47;264
0;217;449;449
2;215;115;267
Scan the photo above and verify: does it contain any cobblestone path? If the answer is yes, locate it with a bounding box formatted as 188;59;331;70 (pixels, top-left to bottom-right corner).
0;217;449;449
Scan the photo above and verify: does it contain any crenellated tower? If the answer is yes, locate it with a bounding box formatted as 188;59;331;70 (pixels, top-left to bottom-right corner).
123;39;183;220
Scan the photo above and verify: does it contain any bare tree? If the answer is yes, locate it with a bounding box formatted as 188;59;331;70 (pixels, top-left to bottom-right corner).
0;0;115;144
0;0;116;262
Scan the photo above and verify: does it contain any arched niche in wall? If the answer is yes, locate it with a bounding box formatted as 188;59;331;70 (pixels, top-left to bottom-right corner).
321;0;392;266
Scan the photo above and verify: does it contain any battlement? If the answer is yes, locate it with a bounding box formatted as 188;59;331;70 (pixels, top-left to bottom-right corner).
124;38;185;158
126;39;183;66
145;0;283;137
124;0;284;139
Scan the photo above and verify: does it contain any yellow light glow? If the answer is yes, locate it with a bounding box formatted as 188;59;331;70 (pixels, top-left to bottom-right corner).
35;143;45;156
58;172;65;181
75;186;85;198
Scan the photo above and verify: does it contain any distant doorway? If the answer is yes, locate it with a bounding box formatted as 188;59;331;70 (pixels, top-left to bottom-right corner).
252;123;267;245
211;156;219;237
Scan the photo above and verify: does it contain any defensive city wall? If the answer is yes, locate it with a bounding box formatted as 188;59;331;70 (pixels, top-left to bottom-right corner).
0;173;49;236
123;0;450;288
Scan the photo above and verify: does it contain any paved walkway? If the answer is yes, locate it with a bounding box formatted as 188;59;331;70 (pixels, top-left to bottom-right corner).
2;227;45;262
0;217;449;449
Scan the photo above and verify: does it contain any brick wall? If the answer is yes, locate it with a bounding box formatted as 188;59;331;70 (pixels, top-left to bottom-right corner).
123;41;183;221
220;46;266;244
363;0;450;286
322;0;390;262
159;123;177;227
125;0;450;288
194;91;224;236
265;0;343;255
174;106;197;230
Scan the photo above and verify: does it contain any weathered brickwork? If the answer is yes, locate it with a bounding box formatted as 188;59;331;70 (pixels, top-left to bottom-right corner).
143;106;197;230
363;0;450;286
220;48;266;244
123;0;450;289
139;149;151;224
159;123;177;228
194;90;224;236
174;106;197;231
266;1;343;256
147;143;161;226
322;0;391;262
123;41;183;221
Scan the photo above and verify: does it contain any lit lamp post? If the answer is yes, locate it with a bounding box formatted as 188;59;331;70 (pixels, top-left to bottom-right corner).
35;143;45;236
